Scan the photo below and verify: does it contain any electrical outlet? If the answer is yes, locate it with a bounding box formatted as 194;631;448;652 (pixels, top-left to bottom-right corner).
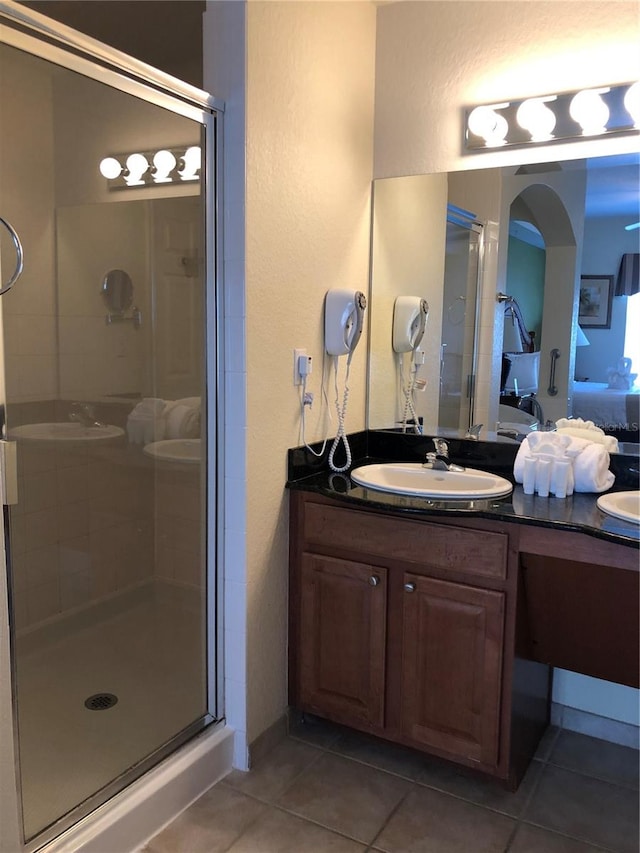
293;348;307;385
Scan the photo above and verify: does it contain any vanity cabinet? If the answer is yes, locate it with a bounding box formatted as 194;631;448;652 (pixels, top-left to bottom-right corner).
298;553;387;730
288;488;639;789
400;574;504;766
288;491;534;786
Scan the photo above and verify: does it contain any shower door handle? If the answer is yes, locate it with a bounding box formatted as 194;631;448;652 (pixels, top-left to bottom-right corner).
0;216;25;296
0;441;18;505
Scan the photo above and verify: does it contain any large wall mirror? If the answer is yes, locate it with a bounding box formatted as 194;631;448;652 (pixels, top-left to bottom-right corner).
367;152;640;454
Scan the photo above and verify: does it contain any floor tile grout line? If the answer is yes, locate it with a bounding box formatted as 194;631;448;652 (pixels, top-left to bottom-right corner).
543;756;640;792
366;787;413;852
223;785;382;849
517;815;625;853
234;730;637;853
539;758;640;793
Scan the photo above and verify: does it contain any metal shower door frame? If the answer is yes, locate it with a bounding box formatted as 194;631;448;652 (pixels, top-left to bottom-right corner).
0;3;225;849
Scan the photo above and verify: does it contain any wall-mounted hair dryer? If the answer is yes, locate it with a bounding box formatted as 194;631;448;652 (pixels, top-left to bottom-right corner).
393;296;429;353
325;288;367;357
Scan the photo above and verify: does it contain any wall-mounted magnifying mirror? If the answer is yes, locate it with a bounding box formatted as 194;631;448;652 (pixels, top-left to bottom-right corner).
101;268;133;315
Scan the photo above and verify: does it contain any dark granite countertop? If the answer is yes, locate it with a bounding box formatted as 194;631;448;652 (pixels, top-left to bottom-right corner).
287;432;640;547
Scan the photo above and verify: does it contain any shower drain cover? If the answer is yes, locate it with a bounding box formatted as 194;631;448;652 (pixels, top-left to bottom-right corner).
84;693;118;711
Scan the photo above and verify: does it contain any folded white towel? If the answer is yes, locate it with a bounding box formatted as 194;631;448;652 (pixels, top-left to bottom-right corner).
573;443;615;493
513;432;572;482
127;398;167;445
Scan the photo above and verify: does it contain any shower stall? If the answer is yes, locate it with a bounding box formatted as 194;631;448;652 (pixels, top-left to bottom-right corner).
438;206;483;432
0;4;223;850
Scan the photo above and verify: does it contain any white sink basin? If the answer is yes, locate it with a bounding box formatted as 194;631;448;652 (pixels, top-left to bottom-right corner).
596;490;640;525
350;462;513;500
143;438;201;464
10;422;124;443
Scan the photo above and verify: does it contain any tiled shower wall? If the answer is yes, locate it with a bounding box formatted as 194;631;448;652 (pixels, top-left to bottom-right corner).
10;431;155;632
10;428;203;634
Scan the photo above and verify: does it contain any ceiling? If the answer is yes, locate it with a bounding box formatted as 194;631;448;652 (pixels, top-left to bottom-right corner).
584;152;640;221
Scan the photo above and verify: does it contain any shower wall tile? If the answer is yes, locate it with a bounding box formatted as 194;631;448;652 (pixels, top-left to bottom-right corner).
9;514;26;555
10;552;27;593
25;544;59;588
57;463;89;504
90;558;119;599
25;508;58;550
4;314;57;357
19;446;57;476
59;536;91;576
22;470;58;514
58;501;90;541
27;580;60;624
59;569;90;611
224;525;247;584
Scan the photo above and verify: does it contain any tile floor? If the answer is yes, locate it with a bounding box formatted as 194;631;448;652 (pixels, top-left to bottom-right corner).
142;716;640;853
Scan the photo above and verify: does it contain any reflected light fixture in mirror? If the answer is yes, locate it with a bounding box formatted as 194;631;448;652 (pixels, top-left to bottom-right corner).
465;82;639;150
99;145;201;190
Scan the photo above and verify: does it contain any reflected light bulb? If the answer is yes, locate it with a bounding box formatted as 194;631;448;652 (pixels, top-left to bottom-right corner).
467;105;509;147
99;157;122;180
178;145;202;180
516;97;557;141
153;149;177;183
569;89;610;135
624;81;640;128
124;153;149;186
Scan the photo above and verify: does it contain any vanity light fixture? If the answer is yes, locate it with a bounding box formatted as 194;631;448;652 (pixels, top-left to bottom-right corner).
464;82;639;151
98;145;201;189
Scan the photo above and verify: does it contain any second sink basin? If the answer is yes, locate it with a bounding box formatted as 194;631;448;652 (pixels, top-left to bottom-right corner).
350;462;513;500
596;490;640;525
10;422;124;443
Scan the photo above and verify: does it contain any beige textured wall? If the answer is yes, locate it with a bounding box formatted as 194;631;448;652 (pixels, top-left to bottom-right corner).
375;0;640;178
245;1;376;741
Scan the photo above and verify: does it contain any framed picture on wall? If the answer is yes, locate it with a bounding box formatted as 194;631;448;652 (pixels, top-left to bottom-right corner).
579;275;613;329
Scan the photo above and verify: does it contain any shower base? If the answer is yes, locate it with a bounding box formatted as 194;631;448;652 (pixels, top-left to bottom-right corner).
15;580;210;843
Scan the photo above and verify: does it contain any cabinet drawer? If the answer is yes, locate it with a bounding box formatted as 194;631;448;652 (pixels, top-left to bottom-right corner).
303;501;507;580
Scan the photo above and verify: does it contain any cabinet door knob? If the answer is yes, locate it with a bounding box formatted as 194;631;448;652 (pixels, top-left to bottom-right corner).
404;582;416;593
369;575;380;587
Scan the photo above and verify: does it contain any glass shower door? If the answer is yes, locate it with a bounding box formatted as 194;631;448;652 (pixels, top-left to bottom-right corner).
438;208;483;431
0;33;216;845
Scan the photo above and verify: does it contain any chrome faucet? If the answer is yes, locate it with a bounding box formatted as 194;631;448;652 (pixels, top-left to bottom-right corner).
423;438;465;472
69;402;104;428
465;423;483;440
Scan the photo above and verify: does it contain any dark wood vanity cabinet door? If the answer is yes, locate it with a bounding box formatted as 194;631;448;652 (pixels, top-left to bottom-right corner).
401;574;505;767
299;553;387;731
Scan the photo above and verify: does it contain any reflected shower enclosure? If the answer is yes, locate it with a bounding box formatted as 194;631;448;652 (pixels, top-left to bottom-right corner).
0;32;218;847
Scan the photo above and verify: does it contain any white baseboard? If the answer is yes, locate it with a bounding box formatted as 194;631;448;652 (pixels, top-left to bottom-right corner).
551;702;640;749
38;723;235;853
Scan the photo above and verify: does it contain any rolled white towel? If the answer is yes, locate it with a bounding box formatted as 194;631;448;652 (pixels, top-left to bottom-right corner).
556;426;619;453
573;443;615;493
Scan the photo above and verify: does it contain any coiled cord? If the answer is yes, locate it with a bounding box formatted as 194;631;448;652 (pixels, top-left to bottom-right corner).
398;356;421;434
328;355;352;473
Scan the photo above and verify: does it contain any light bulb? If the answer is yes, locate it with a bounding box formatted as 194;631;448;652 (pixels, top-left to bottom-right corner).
99;157;123;180
467;104;509;147
124;153;149;186
624;81;640;128
178;145;202;181
516;97;557;141
153;149;177;183
569;89;610;135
